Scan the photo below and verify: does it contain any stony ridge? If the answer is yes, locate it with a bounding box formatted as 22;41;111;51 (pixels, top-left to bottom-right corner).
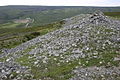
0;11;120;80
1;11;120;56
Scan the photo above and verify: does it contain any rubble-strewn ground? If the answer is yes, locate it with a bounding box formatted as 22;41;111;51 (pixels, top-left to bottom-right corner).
0;11;120;80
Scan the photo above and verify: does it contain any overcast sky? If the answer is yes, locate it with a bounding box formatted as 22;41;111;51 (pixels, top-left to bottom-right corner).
0;0;120;6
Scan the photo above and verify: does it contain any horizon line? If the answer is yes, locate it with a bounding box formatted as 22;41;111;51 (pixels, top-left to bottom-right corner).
0;5;120;7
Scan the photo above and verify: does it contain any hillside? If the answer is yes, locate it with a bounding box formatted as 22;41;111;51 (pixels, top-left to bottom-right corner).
0;21;64;49
0;11;120;80
104;12;120;19
0;6;120;27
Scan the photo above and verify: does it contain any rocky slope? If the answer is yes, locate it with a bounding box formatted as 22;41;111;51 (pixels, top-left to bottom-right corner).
0;11;120;80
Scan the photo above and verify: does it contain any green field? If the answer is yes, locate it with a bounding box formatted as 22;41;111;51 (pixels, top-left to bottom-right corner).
104;12;120;18
0;22;22;28
0;20;64;49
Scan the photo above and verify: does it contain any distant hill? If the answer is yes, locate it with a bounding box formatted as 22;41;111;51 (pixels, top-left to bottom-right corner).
0;6;120;26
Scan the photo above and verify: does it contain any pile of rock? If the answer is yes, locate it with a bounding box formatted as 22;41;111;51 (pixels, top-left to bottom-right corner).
0;62;28;79
70;66;120;80
0;11;120;79
1;11;119;56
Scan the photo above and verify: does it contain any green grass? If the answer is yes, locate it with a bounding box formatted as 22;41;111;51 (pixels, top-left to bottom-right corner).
104;12;120;19
0;22;22;28
80;52;120;67
15;53;78;80
14;51;120;80
0;21;64;49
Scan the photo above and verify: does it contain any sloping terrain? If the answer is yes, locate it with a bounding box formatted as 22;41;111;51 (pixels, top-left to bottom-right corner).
0;21;63;49
104;12;120;20
0;11;120;80
0;6;120;27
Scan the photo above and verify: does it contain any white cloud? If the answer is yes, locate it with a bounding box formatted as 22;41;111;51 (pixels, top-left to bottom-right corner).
0;0;120;6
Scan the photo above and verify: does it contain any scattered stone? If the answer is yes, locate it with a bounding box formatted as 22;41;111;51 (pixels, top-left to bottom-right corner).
114;57;120;61
0;11;120;80
70;66;120;80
